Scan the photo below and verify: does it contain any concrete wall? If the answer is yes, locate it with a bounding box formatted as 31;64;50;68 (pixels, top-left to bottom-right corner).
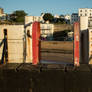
80;16;88;31
89;28;92;64
0;25;24;63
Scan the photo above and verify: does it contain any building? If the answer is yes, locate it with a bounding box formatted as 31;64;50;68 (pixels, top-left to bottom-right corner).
79;8;92;30
79;8;92;17
25;16;44;24
54;14;60;18
79;8;92;64
25;16;54;40
88;15;92;64
71;13;78;24
88;17;92;28
0;8;4;14
64;15;71;20
0;8;7;21
80;16;88;31
64;14;71;24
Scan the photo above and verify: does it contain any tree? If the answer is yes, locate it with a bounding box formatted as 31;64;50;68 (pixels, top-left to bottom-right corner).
43;13;54;22
10;10;27;23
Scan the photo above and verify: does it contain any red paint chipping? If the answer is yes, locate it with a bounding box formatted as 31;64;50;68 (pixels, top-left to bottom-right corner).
74;22;80;67
32;22;40;65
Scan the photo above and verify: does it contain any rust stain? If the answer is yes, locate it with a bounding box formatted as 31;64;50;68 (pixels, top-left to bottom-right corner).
7;29;9;63
3;28;9;63
27;37;31;57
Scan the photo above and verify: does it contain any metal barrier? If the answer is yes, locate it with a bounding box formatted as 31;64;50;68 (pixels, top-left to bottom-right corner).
0;29;8;64
0;22;77;66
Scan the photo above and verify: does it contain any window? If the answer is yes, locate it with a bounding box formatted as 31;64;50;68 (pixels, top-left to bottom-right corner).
85;10;87;12
80;14;82;16
80;10;82;12
85;13;87;16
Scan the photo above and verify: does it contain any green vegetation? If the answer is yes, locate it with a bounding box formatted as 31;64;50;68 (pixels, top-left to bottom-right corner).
43;13;54;22
43;13;66;24
10;10;27;24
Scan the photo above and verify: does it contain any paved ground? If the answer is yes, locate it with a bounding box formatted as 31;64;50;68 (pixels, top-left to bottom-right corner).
0;64;92;92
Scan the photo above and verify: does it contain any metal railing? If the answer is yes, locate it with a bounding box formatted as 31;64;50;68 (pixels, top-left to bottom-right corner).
0;35;8;64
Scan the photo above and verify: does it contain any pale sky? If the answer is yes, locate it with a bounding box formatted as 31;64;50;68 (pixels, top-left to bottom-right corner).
0;0;92;16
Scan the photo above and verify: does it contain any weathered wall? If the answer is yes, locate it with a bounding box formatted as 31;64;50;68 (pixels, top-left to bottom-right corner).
0;25;24;63
41;41;73;51
54;24;72;32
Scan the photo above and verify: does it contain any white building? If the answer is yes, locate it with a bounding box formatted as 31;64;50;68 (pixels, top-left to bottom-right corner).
88;17;92;28
79;8;92;17
0;8;4;14
80;16;88;31
0;8;7;21
25;16;54;40
64;14;71;24
79;8;92;29
25;16;44;24
79;8;92;64
79;8;92;30
64;15;71;20
71;13;78;24
54;14;60;18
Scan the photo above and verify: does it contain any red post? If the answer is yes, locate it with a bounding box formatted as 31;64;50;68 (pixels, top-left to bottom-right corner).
32;22;40;65
74;22;80;67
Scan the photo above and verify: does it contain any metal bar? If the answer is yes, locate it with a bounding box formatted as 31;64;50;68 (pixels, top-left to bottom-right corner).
1;29;8;64
1;41;5;64
0;39;4;48
4;37;8;63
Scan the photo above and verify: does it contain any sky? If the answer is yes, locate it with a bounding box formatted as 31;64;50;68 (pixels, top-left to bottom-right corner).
0;0;92;16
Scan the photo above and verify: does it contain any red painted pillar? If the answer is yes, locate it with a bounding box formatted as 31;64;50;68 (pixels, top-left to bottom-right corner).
74;22;80;67
32;22;40;65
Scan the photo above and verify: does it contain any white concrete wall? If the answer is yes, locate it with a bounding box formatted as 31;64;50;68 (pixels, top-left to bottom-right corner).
25;16;44;24
80;16;88;31
25;25;33;63
88;28;92;64
0;25;24;63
